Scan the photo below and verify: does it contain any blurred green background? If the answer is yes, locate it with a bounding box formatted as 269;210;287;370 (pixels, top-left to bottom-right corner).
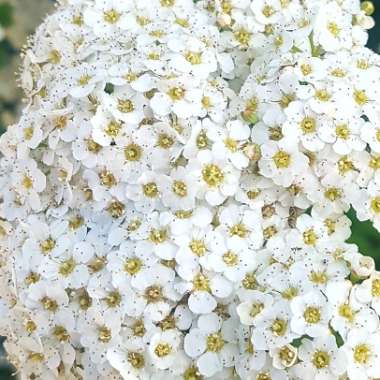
0;0;379;378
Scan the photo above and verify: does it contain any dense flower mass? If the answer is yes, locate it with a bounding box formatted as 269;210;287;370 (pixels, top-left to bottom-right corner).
1;0;380;378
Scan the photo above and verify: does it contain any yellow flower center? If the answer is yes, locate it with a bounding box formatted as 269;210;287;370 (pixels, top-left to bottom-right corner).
272;150;290;168
127;352;145;369
312;350;330;369
353;89;368;105
229;223;248;238
149;229;167;244
300;117;316;134
117;99;134;113
103;9;120;24
58;258;76;276
206;333;224;352
249;302;264;318
185;51;202;65
168;87;185;101
371;279;380;297
202;164;224;187
303;306;321;324
124;258;142;275
270;318;287;336
327;22;340;37
143;182;158;198
353;344;371;364
124;143;142;161
144;285;163;303
189;240;206;257
303;229;317;245
98;326;112;343
222;251;238;266
154;343;172;357
370;197;380;214
192;273;210;292
104;121;121;137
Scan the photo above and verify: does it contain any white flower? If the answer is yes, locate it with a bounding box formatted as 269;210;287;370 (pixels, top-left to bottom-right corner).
258;139;309;187
344;328;380;380
293;336;346;380
290;291;332;337
149;330;182;370
184;313;237;377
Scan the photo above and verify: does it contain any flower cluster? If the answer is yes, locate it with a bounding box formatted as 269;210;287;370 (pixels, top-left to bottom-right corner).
1;0;380;379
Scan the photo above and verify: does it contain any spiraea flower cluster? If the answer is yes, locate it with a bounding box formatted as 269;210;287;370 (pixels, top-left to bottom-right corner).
1;0;380;379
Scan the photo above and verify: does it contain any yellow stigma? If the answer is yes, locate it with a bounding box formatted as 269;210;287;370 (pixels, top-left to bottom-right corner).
234;28;251;45
222;251;238;266
99;170;116;188
262;4;275;17
117;99;134;113
154;343;172;357
300;63;312;76
40;238;56;254
103;9;120;24
370;197;380;214
202;164;224;187
127;352;145;369
229;223;248;238
192;273;210;292
196;130;209;149
361;1;375;16
53;325;70;342
303;229;317;245
282;287;298;300
270;318;287;336
249;302;264;318
124;143;142;161
124;258;142;275
300;117;316;134
185;51;202;65
272;150;290;168
315;89;331;101
242;272;257;290
144;285;163;303
206;333;224;352
371;279;380;297
86;138;102;153
309;271;327;284
157;133;174;149
327;22;340;37
77;74;91;86
189;239;206;257
143;182;158;198
48;49;61;64
105;291;121;308
22;175;33;189
353;89;368;105
312;350;330;369
160;0;175;6
104;121;121;137
107;200;125;218
40;296;58;312
98;326;112;343
172;180;187;197
149;229;167;244
58;258;76;276
303;306;321;324
183;366;202;380
338;303;354;321
324;187;341;201
278;346;296;367
353;344;371;364
167;87;185;101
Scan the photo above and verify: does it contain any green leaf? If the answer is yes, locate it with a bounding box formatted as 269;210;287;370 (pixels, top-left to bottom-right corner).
0;3;14;27
347;208;380;269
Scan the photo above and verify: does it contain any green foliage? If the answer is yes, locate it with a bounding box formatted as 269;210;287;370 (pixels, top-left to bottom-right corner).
0;2;13;28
